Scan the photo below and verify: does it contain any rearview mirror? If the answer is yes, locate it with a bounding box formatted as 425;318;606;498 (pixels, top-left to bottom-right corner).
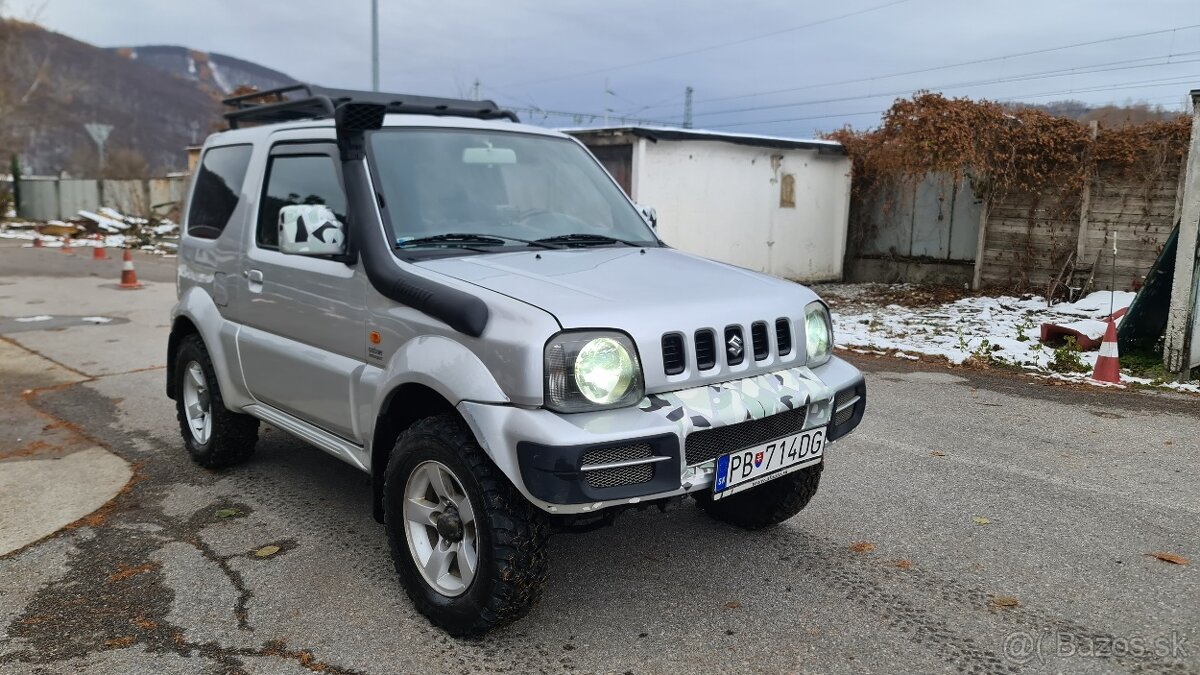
463;147;516;165
279;204;347;256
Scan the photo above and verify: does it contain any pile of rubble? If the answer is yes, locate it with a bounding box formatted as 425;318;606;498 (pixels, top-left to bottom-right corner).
0;208;179;254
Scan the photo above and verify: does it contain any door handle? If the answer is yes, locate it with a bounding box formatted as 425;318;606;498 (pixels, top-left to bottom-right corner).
247;270;264;283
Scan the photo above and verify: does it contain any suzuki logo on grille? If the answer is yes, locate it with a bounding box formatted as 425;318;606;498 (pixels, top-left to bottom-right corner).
727;334;744;358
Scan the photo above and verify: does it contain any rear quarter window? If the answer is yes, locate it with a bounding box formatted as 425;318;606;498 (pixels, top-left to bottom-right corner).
186;144;253;240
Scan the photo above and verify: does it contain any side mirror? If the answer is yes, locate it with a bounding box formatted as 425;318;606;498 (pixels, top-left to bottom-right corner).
638;204;658;229
279;204;347;256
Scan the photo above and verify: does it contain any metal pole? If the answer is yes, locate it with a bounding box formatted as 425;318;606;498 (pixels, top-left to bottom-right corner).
473;78;481;101
684;86;694;129
603;78;610;127
371;0;380;91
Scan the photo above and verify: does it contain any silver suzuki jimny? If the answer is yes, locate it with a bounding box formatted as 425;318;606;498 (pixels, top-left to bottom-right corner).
168;85;865;635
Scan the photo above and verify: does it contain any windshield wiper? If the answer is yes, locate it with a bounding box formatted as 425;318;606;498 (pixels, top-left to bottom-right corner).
532;233;641;247
399;232;562;250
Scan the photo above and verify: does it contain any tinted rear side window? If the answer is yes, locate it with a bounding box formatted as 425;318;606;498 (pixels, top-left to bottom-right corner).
187;145;253;240
257;154;347;249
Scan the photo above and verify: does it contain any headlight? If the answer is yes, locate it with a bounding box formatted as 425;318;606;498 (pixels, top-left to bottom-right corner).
804;301;833;366
545;331;644;412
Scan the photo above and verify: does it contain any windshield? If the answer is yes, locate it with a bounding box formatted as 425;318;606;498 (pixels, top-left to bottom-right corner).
368;129;658;251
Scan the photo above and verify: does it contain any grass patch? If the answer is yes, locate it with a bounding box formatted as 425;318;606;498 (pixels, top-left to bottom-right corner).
1119;348;1199;384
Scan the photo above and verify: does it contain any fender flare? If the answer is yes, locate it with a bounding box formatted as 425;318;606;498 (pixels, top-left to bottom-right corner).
169;288;254;410
368;335;510;437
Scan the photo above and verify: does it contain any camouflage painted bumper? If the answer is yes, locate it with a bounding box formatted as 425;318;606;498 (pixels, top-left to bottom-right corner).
637;365;835;438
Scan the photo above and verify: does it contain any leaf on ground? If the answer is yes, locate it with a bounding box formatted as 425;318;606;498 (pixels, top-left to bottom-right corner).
254;545;281;558
992;595;1020;608
214;508;241;519
973;516;990;525
1146;551;1189;566
725;601;741;609
930;451;946;457
893;559;913;570
849;541;876;553
107;563;157;582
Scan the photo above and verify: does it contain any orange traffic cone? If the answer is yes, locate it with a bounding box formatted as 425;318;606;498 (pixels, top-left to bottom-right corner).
118;249;143;290
1090;319;1120;384
92;235;109;260
61;237;74;254
32;227;43;248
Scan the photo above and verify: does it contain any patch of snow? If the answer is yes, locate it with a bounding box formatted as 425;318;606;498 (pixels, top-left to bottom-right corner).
77;210;128;232
209;58;232;94
99;207;148;225
15;315;53;322
1055;318;1109;341
81;316;113;324
823;283;1196;396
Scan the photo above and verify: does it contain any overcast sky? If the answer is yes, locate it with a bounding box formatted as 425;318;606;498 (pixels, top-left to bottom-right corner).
11;0;1200;137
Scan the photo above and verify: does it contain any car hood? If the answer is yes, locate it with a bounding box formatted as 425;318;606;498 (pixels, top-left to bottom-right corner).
416;247;820;390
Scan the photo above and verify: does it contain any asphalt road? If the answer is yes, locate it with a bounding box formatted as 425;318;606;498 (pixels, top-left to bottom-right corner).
1;243;1197;674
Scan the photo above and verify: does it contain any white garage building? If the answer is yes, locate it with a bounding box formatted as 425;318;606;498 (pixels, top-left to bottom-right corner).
565;126;852;282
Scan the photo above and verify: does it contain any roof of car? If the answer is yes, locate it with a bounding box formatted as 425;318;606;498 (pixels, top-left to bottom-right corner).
203;114;570;146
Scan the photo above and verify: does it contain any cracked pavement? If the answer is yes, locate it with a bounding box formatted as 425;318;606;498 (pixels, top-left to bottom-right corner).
0;240;1197;674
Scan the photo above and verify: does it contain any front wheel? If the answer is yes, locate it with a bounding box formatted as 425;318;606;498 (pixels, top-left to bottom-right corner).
695;462;823;530
174;334;259;469
383;414;550;636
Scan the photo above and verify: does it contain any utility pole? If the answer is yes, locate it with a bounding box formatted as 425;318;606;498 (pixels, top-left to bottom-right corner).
371;0;380;91
683;86;694;129
473;78;481;101
1163;88;1200;377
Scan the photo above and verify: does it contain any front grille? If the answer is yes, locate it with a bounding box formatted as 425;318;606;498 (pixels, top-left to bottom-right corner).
661;333;685;375
751;321;770;361
662;317;796;374
581;443;655;488
834;388;858;427
776;318;792;356
695;330;717;370
685;406;808;466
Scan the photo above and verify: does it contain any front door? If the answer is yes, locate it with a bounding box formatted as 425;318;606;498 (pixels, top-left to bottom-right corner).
233;142;366;441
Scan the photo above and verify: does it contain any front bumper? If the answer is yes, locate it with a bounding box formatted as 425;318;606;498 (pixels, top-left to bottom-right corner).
458;356;865;515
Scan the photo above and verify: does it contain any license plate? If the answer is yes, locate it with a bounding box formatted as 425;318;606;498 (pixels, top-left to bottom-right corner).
712;427;825;499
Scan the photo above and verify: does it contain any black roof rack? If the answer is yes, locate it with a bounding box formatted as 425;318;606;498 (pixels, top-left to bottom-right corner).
222;83;520;128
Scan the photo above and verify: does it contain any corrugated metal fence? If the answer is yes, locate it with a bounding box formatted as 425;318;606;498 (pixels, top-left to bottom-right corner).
13;176;188;221
847;173;984;284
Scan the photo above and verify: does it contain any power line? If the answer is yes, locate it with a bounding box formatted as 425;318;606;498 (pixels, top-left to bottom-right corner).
506;105;678;127
692;51;1200;118
499;0;914;88
639;23;1200;111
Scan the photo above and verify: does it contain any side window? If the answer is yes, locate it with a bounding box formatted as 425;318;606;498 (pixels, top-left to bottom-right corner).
186;145;253;240
258;154;347;249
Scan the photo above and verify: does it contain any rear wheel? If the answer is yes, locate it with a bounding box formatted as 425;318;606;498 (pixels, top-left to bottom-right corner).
383;414;550;636
695;463;823;530
174;334;258;469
